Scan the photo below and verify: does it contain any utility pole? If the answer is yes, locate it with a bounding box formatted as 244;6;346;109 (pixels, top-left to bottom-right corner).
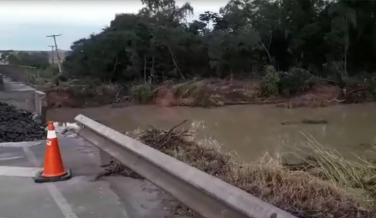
48;45;55;64
47;34;62;74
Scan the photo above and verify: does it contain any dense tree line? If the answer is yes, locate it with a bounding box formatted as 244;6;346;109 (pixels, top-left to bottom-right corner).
63;0;376;84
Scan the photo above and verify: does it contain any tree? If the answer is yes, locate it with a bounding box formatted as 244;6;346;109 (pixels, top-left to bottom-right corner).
6;51;50;69
61;0;376;83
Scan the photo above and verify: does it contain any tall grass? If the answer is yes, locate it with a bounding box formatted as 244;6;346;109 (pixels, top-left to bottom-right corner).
127;126;375;218
292;133;376;189
174;80;206;98
285;132;376;207
130;84;155;104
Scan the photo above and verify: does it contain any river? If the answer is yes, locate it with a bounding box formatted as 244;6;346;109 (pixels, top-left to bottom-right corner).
47;103;376;162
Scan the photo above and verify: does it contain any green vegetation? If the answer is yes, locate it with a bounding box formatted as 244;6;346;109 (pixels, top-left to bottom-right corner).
1;50;50;69
1;50;60;81
261;65;316;97
37;65;60;79
130;84;155;104
261;66;280;96
127;125;376;218
6;0;376;106
60;0;376;96
174;80;206;99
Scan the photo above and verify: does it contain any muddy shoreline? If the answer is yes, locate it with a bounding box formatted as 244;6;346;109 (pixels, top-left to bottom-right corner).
43;78;366;109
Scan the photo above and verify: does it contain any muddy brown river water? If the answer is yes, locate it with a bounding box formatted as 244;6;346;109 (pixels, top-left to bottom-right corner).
47;103;376;162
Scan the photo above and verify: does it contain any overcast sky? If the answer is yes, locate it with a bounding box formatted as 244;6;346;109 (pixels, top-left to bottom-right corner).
0;1;227;51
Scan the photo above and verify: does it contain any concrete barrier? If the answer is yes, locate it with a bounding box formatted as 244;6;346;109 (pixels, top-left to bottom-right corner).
0;76;47;122
0;65;37;87
35;90;47;123
75;114;297;218
0;65;46;121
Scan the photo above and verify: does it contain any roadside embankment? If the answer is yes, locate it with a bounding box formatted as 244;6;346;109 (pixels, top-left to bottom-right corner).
96;123;376;218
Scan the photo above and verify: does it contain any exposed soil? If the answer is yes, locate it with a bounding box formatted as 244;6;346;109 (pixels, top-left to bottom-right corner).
154;79;279;107
154;79;344;108
44;79;356;109
276;84;342;108
44;84;119;108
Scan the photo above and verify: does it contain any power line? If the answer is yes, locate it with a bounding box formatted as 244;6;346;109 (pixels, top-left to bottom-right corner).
48;45;55;64
47;34;62;74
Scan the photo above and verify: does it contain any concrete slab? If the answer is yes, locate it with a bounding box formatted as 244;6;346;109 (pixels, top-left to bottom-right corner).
0;141;42;148
55;176;130;218
0;137;130;218
0;177;65;218
0;136;185;218
2;77;34;92
0;166;41;177
107;177;189;218
0;146;31;167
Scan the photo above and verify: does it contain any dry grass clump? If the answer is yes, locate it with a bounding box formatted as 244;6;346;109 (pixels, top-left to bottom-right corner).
126;123;375;218
172;80;218;107
285;133;376;203
174;80;207;98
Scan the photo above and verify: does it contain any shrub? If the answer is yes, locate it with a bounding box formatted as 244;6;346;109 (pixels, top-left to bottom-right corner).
37;65;60;79
261;65;280;96
261;66;316;97
130;84;155;104
279;67;315;96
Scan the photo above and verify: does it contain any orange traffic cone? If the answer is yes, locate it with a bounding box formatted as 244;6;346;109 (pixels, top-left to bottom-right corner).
34;121;72;183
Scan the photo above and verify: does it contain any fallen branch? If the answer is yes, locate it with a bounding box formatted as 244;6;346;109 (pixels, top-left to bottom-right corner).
346;87;365;96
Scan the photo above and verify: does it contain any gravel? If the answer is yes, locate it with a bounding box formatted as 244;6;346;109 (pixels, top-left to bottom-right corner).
0;102;46;142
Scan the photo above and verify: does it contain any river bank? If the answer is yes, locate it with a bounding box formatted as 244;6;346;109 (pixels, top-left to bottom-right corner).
42;77;370;109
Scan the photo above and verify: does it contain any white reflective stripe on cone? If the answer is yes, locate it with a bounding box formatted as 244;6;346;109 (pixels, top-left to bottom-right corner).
47;130;57;139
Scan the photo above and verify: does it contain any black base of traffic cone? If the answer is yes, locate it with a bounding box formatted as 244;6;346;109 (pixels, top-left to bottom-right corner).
34;169;72;183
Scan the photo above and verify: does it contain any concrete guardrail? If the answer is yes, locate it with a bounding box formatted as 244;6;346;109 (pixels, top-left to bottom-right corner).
74;114;297;218
0;65;38;87
0;66;47;123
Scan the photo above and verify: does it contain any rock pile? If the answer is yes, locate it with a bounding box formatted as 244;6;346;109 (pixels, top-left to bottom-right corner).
0;102;45;142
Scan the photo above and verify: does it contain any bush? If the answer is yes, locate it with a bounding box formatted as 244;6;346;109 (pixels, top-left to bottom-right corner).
37;65;60;79
261;65;280;96
261;66;316;97
130;84;155;104
174;80;206;98
279;67;315;96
